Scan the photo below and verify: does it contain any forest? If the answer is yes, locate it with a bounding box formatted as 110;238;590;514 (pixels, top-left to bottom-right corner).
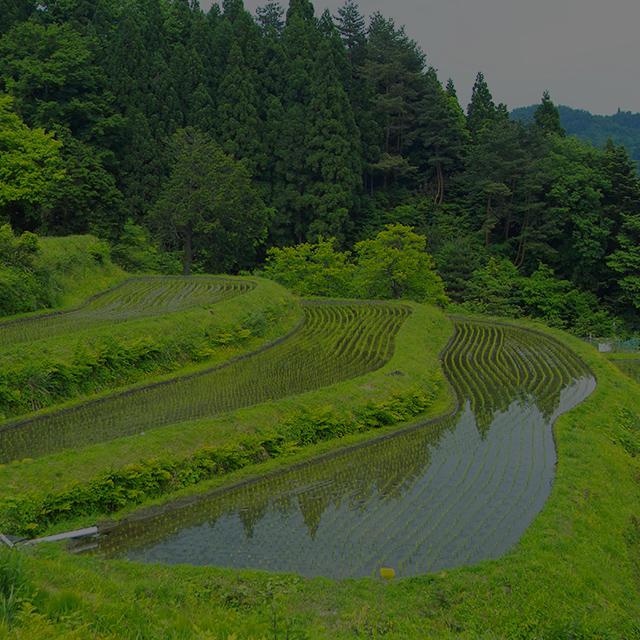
512;104;640;169
1;0;639;335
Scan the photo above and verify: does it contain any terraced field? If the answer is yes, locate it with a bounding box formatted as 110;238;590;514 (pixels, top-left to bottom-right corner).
94;320;595;578
0;276;254;345
443;319;591;432
0;302;410;462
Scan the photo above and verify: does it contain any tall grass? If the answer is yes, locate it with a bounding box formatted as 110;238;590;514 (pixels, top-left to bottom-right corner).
0;549;32;628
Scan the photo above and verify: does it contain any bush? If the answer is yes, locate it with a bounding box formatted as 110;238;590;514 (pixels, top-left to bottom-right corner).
262;239;354;297
263;225;447;306
460;259;614;337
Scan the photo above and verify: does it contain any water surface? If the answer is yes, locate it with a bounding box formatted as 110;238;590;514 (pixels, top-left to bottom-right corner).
94;321;595;578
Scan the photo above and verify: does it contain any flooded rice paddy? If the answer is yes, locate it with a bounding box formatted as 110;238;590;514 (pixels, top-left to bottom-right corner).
92;320;595;578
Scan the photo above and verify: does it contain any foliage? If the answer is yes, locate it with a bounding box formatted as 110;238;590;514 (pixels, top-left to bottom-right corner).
608;212;640;312
0;227;124;317
264;225;447;305
519;263;613;335
151;127;270;275
110;219;174;274
0;1;637;329
463;257;522;317
0;224;43;315
461;258;613;335
0;95;63;225
354;224;447;304
262;238;354;297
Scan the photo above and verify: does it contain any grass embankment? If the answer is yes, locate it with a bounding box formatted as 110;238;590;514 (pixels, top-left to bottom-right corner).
0;276;297;419
0;235;126;322
1;313;638;639
0;301;452;538
608;352;640;384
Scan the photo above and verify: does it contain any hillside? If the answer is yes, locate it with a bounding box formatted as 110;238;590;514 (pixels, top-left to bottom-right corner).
1;271;639;638
512;104;640;166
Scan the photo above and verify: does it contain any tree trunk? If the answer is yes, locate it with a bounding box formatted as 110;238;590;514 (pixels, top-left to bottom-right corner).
484;196;492;247
182;223;193;276
433;163;445;205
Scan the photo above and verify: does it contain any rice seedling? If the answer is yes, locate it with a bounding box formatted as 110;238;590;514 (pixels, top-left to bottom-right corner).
0;301;410;462
0;276;254;346
92;320;595;579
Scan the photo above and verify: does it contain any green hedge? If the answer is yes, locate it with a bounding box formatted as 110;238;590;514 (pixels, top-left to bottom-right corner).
0;386;441;537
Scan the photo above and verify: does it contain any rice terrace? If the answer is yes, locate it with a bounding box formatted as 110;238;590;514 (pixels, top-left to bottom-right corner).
1;263;639;639
2;0;640;635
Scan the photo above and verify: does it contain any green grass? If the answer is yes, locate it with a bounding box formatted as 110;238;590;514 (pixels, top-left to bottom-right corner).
2;304;639;638
0;301;410;462
0;235;126;323
608;353;640;383
35;235;127;310
0;276;297;419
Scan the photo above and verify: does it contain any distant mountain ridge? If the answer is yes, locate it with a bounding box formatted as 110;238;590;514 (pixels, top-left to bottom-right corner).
511;105;640;167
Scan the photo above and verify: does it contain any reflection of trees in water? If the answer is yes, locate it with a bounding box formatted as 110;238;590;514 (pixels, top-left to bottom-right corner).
443;322;590;435
100;417;456;554
97;321;589;554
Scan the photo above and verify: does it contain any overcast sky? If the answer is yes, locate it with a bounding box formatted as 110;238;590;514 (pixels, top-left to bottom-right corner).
201;0;639;114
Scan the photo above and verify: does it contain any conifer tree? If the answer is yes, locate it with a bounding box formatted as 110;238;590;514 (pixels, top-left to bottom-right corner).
534;91;565;136
336;0;377;197
365;13;426;190
416;69;469;204
270;0;319;242
336;0;366;67
467;72;499;137
602;141;640;309
216;41;264;172
257;1;285;34
304;11;361;241
152;128;269;275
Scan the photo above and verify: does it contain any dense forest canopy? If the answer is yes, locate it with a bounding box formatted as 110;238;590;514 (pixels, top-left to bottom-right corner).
0;0;638;334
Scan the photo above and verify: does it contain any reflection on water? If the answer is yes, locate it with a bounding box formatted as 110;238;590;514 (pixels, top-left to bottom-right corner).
93;321;595;578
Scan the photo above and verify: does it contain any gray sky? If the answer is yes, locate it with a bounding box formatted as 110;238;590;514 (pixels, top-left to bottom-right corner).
202;0;640;114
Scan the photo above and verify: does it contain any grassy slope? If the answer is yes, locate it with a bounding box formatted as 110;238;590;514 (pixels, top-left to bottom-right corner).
0;276;299;419
35;236;127;308
2;236;127;324
608;353;640;384
4;316;640;639
0;301;452;502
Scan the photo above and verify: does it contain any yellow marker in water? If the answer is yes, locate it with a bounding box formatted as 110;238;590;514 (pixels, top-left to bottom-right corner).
380;567;396;580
